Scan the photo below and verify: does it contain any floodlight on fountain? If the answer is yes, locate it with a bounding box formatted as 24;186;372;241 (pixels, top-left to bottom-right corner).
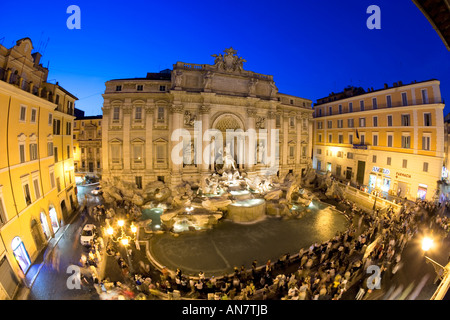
121;238;129;246
118;220;125;227
185;206;194;213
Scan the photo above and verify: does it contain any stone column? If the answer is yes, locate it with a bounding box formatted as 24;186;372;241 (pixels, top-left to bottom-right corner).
282;112;289;167
122;100;132;172
170;104;184;186
296;114;303;167
101;104;110;174
200;105;211;173
145;100;155;171
308;114;313;160
266;110;277;170
246;108;257;172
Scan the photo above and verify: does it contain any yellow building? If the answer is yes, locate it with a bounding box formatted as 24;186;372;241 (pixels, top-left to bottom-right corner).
73;109;102;181
313;80;445;201
0;38;77;299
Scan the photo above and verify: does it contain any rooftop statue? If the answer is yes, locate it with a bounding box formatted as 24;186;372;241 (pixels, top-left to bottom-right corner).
212;47;246;72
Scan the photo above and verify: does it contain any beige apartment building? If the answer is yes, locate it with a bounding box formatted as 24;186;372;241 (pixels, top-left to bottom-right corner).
313;80;445;201
101;48;314;189
73;109;102;180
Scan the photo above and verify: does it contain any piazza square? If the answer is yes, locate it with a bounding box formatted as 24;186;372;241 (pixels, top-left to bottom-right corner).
0;1;449;309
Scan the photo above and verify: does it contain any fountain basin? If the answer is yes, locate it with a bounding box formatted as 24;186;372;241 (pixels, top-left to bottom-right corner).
227;198;266;222
141;207;164;230
229;189;252;201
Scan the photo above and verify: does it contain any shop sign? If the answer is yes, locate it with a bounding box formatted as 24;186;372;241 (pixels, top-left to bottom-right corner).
353;144;368;150
372;166;390;175
395;172;411;179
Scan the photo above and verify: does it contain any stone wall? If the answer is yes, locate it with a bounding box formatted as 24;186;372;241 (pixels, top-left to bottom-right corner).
340;183;402;214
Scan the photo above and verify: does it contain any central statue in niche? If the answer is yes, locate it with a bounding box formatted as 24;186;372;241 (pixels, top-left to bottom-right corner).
222;143;237;172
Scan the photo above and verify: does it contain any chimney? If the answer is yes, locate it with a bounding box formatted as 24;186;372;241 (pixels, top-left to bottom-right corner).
371;87;374;91
398;81;403;86
32;52;41;67
393;82;398;87
384;83;388;89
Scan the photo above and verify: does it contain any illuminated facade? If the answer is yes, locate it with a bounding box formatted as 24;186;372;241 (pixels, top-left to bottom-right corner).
73;110;103;179
0;38;77;299
313;80;445;201
101;48;314;189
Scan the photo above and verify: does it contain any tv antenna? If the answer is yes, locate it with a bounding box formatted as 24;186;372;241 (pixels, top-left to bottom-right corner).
41;37;50;56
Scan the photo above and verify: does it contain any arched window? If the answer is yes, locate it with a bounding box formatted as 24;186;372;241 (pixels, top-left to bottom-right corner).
40;212;51;239
11;237;31;273
49;205;59;233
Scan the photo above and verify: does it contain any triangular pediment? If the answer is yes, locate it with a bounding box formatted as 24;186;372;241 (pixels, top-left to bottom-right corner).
153;138;167;143
110;138;122;144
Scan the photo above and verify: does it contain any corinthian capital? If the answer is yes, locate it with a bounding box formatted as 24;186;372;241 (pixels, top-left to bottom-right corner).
267;111;276;119
169;104;184;114
247;108;257;117
122;105;132;115
102;107;110;116
199;105;211;114
145;104;155;113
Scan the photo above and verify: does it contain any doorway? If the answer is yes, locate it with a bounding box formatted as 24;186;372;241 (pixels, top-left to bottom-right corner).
60;200;68;222
346;167;352;180
11;237;31;273
30;219;45;251
336;165;342;178
0;256;20;299
356;161;366;185
49;206;60;234
40;212;51;239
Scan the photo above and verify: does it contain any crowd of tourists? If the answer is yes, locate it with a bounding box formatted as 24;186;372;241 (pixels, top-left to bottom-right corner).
76;187;449;300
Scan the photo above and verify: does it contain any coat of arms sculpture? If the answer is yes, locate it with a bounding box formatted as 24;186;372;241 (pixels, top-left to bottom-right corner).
212;47;246;72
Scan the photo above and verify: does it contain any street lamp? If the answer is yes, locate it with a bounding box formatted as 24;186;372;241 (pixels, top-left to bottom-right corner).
421;237;448;283
372;187;380;212
106;219;137;273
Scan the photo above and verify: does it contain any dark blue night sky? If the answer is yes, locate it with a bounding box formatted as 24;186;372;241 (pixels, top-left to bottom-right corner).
1;0;449;116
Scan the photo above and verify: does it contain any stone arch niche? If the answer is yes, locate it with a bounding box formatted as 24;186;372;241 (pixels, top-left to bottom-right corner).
211;113;246;170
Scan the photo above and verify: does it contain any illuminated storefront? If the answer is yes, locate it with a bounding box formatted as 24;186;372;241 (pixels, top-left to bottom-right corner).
11;237;31;273
369;167;391;193
49;205;60;234
417;184;428;200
